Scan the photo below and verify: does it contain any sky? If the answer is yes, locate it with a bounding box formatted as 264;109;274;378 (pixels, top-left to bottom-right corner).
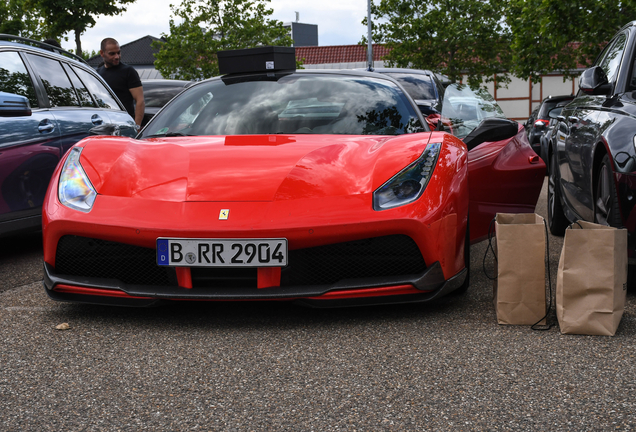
64;0;371;54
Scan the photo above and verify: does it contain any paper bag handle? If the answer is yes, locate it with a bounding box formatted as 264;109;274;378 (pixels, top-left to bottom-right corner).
532;219;553;330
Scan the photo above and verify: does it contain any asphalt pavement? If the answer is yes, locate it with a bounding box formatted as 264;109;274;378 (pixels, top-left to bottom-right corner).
1;178;636;431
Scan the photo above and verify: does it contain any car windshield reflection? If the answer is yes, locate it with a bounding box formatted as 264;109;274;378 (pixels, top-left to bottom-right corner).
140;74;425;137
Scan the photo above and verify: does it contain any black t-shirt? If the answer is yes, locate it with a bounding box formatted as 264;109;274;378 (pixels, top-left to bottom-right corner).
97;62;142;117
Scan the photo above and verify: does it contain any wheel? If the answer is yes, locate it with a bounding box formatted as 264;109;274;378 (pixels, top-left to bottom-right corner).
594;154;622;227
451;217;470;295
594;154;633;289
548;149;568;235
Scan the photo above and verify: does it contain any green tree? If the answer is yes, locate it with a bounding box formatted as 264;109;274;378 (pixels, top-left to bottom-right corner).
366;0;512;88
69;48;100;61
507;0;636;82
154;0;293;80
0;67;39;107
0;0;48;39
31;0;137;57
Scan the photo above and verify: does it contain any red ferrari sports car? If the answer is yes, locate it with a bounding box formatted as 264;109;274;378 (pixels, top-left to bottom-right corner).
42;47;545;307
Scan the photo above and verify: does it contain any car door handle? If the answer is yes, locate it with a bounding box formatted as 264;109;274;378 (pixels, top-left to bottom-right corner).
38;122;55;133
91;114;104;125
567;116;579;124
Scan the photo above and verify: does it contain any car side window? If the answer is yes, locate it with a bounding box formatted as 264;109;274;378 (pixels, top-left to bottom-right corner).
0;51;39;108
71;66;119;110
144;85;185;108
387;73;436;100
599;32;627;84
25;53;80;107
62;63;96;108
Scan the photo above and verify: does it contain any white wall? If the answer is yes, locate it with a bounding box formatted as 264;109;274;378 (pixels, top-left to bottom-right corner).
542;75;576;98
469;72;579;121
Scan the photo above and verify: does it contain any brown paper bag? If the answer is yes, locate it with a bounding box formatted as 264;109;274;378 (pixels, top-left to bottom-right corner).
556;221;627;336
493;213;547;325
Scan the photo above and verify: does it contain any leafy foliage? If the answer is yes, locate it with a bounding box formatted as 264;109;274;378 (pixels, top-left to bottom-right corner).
0;0;48;39
30;0;137;57
506;0;636;82
70;49;100;61
154;0;293;80
366;0;636;85
0;67;39;107
366;0;512;88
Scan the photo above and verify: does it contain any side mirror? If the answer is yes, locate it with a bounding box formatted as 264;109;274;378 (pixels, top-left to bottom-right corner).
579;66;612;95
0;92;32;117
462;118;519;150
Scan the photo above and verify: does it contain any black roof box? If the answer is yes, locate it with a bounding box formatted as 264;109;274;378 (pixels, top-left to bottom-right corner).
217;46;296;75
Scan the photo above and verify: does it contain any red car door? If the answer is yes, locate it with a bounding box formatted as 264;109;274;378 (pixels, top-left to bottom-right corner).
441;84;546;242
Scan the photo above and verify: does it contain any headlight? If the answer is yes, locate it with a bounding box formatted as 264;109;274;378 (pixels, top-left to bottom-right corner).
373;142;441;210
58;147;97;212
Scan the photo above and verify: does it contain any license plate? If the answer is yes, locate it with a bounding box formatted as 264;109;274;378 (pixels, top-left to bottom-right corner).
157;238;287;267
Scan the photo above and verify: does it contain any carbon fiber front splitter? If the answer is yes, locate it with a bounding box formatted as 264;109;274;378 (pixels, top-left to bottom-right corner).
43;261;467;308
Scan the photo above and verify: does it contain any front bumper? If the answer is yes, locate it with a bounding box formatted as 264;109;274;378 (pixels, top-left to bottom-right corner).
43;164;469;307
44;261;467;307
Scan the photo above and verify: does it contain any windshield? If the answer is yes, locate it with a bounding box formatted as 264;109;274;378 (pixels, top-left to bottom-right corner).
140;73;425;137
441;84;506;139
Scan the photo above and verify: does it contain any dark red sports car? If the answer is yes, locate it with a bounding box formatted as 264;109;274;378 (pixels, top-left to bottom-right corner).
42;48;545;307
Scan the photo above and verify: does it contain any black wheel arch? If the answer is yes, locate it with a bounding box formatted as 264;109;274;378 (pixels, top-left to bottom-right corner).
591;141;611;198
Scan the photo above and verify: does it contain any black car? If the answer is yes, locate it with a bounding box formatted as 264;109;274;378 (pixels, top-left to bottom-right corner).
547;21;636;271
538;101;571;164
525;94;574;157
141;79;192;126
367;68;512;140
0;34;137;237
364;68;448;117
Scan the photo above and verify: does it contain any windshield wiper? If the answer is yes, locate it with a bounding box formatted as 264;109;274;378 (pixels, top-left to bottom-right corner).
145;132;194;138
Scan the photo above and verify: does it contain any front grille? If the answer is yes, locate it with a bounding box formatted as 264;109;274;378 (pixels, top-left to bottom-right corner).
191;267;257;288
281;235;426;286
54;234;426;290
55;236;176;286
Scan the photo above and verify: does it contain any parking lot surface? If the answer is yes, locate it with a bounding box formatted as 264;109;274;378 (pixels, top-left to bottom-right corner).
2;179;636;431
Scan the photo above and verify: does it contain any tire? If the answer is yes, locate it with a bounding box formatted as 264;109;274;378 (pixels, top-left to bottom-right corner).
594;154;633;289
594;154;622;227
548;149;568;236
452;217;470;295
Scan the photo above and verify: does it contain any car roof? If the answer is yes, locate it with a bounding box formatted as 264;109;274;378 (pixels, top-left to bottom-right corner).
367;67;437;76
0;34;87;64
365;68;453;87
191;68;409;87
620;21;636;32
542;94;575;103
142;79;194;88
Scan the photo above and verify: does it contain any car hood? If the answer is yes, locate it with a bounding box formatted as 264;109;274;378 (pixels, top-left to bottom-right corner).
79;134;434;202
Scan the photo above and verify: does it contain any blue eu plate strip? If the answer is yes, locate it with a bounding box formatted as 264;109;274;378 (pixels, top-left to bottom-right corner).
157;239;169;266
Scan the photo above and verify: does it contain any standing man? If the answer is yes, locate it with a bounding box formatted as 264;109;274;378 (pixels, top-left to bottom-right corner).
97;38;145;127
